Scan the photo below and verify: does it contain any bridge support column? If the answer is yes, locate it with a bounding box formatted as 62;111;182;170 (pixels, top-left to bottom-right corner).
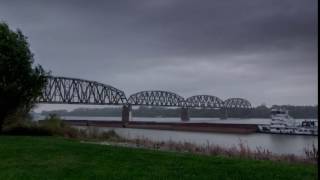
220;108;228;119
122;105;132;127
180;107;189;121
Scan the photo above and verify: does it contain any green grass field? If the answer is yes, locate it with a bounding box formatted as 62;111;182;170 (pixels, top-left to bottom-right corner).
0;136;317;180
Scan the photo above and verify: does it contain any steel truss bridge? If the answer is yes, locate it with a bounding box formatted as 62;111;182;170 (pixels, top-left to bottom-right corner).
38;76;252;121
38;76;127;105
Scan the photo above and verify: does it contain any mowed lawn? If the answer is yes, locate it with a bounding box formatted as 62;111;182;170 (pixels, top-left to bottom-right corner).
0;136;317;180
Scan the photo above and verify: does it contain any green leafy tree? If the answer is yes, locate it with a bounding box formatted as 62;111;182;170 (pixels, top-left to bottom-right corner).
0;22;47;131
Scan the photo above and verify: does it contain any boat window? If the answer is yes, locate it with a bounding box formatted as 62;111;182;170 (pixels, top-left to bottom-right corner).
271;110;286;115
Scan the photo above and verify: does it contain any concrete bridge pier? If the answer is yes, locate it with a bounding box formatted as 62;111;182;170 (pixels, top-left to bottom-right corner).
220;108;228;119
180;107;190;121
122;105;132;126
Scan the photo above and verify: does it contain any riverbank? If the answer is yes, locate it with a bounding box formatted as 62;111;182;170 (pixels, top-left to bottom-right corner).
61;120;258;134
0;136;317;180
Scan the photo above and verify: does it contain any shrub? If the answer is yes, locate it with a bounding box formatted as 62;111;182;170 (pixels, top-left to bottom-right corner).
38;114;79;138
304;143;318;162
1;124;52;136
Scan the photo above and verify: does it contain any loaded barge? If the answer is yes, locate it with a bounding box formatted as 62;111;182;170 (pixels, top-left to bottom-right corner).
62;120;258;134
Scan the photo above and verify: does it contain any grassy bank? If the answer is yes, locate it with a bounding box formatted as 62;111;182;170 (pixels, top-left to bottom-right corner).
0;136;317;180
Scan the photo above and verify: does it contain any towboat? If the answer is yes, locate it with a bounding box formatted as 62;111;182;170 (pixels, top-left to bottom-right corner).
258;108;318;136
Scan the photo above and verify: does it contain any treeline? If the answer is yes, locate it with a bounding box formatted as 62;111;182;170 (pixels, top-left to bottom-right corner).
41;108;122;117
41;105;318;119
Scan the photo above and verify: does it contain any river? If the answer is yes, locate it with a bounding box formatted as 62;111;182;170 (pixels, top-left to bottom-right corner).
35;116;318;156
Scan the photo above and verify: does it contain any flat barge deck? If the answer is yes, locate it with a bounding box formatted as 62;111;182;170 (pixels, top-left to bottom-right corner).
61;120;258;134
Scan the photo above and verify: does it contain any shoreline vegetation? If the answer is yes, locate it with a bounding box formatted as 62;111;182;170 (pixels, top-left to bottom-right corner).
2;116;318;165
80;128;318;165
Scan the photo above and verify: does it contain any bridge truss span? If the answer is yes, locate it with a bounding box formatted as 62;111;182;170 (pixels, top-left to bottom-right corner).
128;91;185;107
185;95;224;109
38;76;127;105
223;98;252;109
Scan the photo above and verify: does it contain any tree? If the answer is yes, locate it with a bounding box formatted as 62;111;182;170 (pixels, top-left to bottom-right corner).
0;22;47;132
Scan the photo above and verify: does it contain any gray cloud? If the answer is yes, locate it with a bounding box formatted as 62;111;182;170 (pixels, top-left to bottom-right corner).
0;0;317;111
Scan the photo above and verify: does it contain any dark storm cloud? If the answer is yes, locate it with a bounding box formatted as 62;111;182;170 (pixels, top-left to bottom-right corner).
0;0;317;111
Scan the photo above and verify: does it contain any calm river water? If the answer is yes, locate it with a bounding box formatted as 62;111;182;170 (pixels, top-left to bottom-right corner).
36;116;318;156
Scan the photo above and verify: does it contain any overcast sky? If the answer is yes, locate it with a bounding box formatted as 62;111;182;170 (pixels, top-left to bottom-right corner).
0;0;318;111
